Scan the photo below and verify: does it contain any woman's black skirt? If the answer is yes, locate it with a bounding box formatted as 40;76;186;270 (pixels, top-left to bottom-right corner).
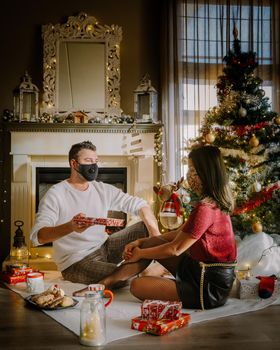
176;254;236;310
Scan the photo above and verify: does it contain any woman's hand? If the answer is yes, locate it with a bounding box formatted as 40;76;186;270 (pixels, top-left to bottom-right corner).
124;246;142;263
122;240;140;260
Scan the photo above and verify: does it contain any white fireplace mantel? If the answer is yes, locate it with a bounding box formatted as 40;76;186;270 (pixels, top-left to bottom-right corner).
7;122;162;264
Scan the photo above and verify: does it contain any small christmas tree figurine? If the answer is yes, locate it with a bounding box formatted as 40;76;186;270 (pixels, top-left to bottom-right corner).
190;27;280;238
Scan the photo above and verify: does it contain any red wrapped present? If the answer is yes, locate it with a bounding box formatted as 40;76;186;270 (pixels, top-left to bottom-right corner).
6;264;33;276
141;299;182;320
74;217;124;227
0;267;44;285
131;313;190;336
0;272;27;284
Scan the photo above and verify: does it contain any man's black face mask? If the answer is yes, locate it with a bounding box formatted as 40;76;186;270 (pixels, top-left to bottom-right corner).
77;163;98;181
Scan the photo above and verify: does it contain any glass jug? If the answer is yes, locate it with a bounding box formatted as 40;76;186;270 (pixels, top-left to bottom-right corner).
80;284;113;346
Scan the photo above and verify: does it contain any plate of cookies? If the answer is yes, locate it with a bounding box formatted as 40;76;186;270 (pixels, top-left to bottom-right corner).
25;284;78;310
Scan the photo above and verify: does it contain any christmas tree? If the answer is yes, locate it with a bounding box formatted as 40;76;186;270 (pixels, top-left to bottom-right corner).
190;28;280;238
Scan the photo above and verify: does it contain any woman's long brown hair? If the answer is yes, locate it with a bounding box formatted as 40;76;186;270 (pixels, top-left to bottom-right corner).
189;146;234;213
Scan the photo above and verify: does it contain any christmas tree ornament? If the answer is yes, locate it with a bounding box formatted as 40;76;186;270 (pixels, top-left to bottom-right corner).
253;181;262;192
182;193;191;205
249;134;259;147
205;132;215;144
275;116;280;125
252;221;263;233
238;107;247;117
256;275;277;299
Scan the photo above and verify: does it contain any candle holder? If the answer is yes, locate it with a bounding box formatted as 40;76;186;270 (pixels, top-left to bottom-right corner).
10;220;29;265
13;71;39;122
134;74;158;123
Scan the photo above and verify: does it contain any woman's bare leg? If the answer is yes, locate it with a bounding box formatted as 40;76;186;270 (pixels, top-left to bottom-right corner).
130;276;180;301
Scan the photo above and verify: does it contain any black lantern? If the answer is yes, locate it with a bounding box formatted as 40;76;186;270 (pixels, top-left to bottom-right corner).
10;220;29;264
13;71;39;122
134;74;158;123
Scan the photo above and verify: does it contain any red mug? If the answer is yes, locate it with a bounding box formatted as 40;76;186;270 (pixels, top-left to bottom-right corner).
88;283;113;307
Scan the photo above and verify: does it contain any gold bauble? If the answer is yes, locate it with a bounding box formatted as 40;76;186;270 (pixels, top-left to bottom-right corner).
275;116;280;125
249;134;259;147
205;132;215;144
252;221;263;233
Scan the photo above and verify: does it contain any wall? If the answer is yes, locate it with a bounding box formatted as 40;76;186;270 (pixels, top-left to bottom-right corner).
0;0;161;114
0;0;162;265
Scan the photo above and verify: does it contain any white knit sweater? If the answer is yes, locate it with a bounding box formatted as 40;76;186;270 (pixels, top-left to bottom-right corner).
30;180;147;271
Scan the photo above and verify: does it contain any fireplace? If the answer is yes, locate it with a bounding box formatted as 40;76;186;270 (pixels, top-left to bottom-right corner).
7;123;161;268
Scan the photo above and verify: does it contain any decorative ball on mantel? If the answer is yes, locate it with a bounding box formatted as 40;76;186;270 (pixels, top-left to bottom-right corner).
252;221;263;233
275;116;280;125
205;131;215;144
238;107;247;117
249;134;259;148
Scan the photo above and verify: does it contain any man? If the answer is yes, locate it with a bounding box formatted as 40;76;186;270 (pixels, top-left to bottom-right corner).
30;141;160;295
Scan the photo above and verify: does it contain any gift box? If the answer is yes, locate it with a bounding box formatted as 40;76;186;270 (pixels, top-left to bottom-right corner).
74;217;124;227
6;264;33;276
238;277;280;299
0;272;27;284
141;299;182;320
0;266;43;285
131;313;190;336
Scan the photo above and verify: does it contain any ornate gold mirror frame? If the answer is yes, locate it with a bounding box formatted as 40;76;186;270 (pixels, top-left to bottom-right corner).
42;12;122;117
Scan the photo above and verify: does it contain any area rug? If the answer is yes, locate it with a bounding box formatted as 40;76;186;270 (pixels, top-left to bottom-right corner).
7;270;280;344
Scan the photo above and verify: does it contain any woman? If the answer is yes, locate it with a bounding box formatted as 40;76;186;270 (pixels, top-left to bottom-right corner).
99;145;237;310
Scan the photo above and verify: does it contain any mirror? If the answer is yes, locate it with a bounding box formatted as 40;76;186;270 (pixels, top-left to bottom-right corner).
42;12;122;117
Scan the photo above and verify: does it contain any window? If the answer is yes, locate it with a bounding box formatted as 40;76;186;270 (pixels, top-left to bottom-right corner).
181;2;273;115
179;1;273;176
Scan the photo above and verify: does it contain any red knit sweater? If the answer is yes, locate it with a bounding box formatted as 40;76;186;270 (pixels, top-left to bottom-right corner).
182;201;236;262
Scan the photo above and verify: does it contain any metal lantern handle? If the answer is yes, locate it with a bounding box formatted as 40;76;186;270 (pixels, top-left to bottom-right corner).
14;220;24;228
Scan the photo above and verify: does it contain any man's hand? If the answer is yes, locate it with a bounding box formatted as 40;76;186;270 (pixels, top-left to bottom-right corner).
71;213;94;233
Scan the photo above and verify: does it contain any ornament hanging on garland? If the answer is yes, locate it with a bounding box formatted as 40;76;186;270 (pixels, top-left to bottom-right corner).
205;131;215;144
253;181;262;193
252;221;263;233
238;107;247;117
274;116;280;125
249;134;259;148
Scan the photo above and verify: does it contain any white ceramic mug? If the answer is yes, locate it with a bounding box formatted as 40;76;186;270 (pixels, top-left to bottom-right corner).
26;272;44;294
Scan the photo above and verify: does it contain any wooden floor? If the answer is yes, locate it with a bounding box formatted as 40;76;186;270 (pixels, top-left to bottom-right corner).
1;284;280;350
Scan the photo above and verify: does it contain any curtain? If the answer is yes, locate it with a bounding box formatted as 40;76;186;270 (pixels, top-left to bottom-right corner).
161;0;279;181
272;0;280;109
161;0;183;183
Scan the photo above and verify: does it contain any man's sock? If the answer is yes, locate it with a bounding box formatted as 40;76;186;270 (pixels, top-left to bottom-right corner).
256;275;277;299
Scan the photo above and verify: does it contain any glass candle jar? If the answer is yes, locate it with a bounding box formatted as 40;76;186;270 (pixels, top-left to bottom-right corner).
80;286;113;346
